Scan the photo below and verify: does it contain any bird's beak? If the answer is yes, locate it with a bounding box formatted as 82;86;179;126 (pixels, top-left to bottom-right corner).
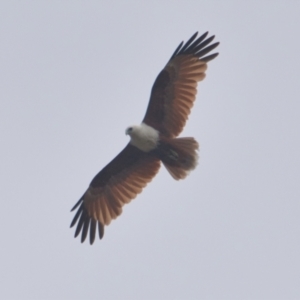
125;129;129;135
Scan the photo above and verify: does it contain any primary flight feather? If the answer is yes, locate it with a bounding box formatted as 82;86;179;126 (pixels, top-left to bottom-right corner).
70;31;219;244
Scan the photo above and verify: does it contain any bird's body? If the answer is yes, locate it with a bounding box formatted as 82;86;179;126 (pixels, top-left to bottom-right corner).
70;31;219;244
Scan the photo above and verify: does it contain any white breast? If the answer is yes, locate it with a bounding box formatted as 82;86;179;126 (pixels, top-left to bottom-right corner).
129;123;159;152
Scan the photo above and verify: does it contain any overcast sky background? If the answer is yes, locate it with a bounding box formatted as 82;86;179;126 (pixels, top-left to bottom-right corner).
1;1;299;300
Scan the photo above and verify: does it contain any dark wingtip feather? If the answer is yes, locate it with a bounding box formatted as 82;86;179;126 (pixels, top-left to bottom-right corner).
183;31;209;55
81;217;91;243
89;219;97;245
190;35;215;55
74;211;86;238
170;41;184;60
178;32;198;55
98;222;105;239
71;197;105;244
196;42;219;59
70;195;84;212
192;31;209;45
70;203;83;228
170;31;219;62
200;52;219;62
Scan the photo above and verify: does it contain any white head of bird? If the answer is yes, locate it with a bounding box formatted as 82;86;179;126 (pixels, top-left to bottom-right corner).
125;123;159;152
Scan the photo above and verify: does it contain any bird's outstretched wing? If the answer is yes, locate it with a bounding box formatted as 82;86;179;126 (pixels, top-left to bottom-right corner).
143;32;219;138
70;143;160;244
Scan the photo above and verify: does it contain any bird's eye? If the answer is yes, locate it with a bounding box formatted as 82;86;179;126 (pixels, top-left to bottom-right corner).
128;127;132;131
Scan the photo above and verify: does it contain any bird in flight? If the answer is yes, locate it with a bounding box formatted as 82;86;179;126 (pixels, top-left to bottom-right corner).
70;31;219;244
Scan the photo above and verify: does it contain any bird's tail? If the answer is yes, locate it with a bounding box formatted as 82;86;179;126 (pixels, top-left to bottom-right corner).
157;137;199;180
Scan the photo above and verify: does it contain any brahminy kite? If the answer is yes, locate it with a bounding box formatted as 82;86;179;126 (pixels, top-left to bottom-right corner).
70;31;219;244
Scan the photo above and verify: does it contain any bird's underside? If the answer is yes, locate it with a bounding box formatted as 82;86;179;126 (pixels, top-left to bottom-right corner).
70;31;219;244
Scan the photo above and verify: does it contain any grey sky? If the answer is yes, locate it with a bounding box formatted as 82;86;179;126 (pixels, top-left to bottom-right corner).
1;1;299;299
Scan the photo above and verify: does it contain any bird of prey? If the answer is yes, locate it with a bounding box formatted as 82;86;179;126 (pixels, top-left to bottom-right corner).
70;31;219;244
